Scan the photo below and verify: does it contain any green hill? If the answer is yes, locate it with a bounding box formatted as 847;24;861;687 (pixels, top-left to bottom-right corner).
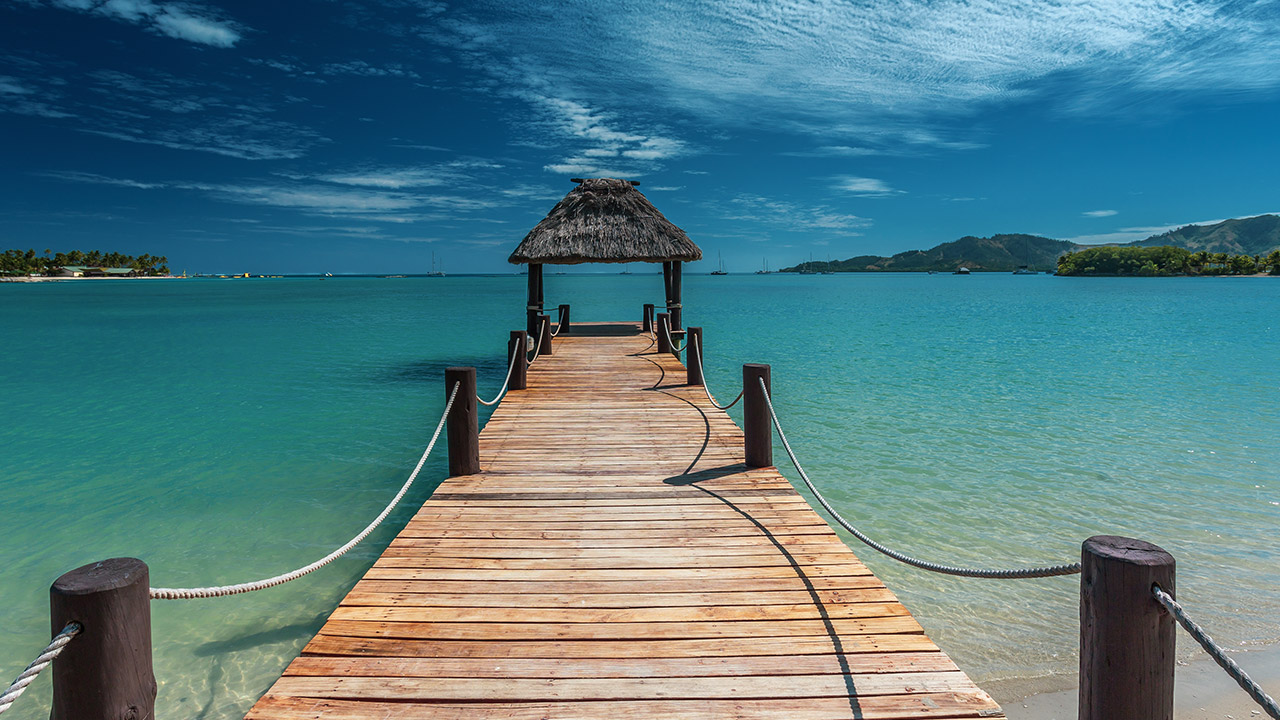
780;214;1280;274
1127;214;1280;255
783;234;1078;273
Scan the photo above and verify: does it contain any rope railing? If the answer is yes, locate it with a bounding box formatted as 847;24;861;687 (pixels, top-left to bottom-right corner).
757;377;1082;579
1153;585;1280;719
549;306;566;337
149;381;461;599
690;334;743;409
477;344;520;407
0;623;81;716
527;317;548;366
660;318;687;352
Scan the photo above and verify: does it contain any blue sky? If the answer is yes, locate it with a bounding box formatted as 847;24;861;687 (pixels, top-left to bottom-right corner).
3;0;1279;274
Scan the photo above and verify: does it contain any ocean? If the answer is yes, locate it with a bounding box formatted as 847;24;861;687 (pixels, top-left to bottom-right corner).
1;273;1277;717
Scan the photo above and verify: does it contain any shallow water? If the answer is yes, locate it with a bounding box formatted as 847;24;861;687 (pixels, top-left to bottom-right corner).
1;274;1277;716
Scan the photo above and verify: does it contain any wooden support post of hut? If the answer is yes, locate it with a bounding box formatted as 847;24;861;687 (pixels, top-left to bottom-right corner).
508;179;701;330
526;264;543;342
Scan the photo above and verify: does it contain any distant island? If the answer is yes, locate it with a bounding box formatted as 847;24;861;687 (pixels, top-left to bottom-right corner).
1;249;170;278
781;214;1280;274
1057;246;1280;276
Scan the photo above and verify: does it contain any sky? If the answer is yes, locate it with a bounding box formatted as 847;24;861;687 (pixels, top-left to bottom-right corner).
3;0;1280;274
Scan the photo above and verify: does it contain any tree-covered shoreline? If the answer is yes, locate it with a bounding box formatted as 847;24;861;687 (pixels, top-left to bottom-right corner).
1056;246;1280;277
1;249;169;276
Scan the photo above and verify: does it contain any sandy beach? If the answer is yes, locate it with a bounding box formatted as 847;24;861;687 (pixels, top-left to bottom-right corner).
996;645;1280;719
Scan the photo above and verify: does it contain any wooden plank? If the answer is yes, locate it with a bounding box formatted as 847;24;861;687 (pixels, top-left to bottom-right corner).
248;694;1003;720
283;652;961;678
246;326;1004;719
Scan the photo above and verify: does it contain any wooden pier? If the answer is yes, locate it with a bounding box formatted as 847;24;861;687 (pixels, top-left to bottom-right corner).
246;322;1004;719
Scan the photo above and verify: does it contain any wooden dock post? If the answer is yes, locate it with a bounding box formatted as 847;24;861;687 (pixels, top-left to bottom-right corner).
743;363;772;467
656;313;671;354
686;326;704;386
557;304;571;335
445;367;480;476
538;313;553;356
1079;535;1176;720
642;303;654;333
508;331;527;391
49;557;156;720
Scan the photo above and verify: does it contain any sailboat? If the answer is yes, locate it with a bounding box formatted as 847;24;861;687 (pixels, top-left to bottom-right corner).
1013;237;1036;274
755;258;770;275
821;254;834;274
710;252;728;275
427;251;445;277
619;263;632;275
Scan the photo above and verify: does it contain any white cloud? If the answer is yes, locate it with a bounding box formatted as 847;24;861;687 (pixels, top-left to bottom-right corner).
1064;212;1280;245
152;8;240;47
727;194;870;232
321;168;448;189
833;176;902;197
38;170;162;189
427;0;1280;151
43;0;242;47
1083;209;1118;217
522;94;687;177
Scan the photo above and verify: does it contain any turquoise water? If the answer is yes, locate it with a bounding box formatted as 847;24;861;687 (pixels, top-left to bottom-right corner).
1;274;1277;714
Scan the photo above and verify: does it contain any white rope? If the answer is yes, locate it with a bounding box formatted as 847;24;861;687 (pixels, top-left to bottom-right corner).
549;306;565;337
527;317;548;366
1154;586;1280;719
477;344;520;406
758;378;1082;579
660;319;687;352
0;623;80;716
150;382;461;599
690;333;743;410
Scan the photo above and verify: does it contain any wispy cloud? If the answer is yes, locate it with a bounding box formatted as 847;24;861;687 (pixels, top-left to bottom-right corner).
524;95;688;178
1083;209;1118;217
42;0;243;47
1064;212;1280;245
0;74;75;118
833;176;902;197
424;1;1280;151
39;170;162;189
727;194;870;232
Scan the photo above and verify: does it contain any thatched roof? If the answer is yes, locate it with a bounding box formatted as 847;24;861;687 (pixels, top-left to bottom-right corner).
508;178;702;265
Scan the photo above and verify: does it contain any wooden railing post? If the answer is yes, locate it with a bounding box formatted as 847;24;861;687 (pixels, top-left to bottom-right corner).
50;557;156;720
656;313;671;354
445;367;479;476
642;303;654;333
557;304;571;335
743;363;772;467
508;331;527;391
1079;535;1176;720
686;327;704;386
538;313;553;356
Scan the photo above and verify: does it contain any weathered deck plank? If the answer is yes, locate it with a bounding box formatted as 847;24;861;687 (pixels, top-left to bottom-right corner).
246;321;1003;719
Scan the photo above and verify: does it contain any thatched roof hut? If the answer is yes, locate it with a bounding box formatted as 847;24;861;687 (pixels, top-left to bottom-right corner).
508;178;701;265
